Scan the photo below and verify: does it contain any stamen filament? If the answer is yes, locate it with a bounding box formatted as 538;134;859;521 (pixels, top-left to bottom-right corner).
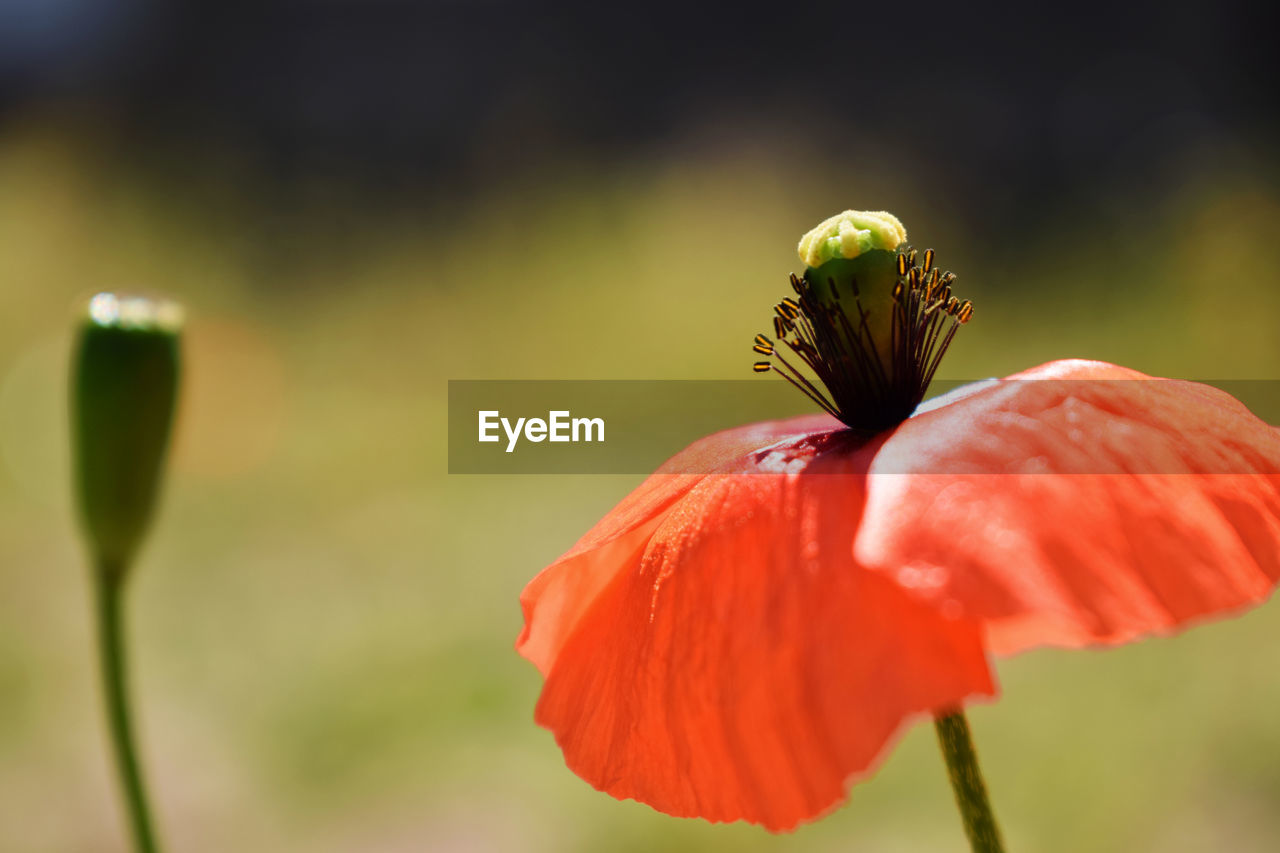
752;244;973;432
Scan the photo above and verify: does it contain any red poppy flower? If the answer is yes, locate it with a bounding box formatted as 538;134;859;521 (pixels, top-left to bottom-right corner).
516;211;1280;836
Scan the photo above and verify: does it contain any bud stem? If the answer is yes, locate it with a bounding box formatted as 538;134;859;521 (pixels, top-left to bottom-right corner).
934;709;1006;853
94;565;162;853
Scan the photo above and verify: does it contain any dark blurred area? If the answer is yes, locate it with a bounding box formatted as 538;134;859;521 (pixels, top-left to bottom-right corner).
3;1;1276;224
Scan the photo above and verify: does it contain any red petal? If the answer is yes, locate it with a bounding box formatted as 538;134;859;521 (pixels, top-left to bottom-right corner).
856;359;1280;654
517;414;837;676
527;431;995;830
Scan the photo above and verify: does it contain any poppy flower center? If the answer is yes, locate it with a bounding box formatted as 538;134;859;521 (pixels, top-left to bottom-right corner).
753;212;972;433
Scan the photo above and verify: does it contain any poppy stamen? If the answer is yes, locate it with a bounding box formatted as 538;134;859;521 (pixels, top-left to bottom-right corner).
756;355;842;420
752;211;973;433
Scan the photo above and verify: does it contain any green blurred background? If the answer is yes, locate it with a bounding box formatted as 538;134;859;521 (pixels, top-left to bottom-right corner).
2;3;1279;851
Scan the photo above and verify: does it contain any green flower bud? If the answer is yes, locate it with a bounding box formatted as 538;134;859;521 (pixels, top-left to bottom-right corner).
72;293;182;577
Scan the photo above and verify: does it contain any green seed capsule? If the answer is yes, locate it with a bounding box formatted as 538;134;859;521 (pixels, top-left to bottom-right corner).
72;293;183;578
802;249;902;364
795;210;909;368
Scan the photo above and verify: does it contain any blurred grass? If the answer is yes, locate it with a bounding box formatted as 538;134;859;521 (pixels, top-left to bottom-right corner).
0;118;1279;851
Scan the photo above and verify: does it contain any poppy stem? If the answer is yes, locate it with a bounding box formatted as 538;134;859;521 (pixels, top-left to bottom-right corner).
94;563;162;853
933;709;1005;853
